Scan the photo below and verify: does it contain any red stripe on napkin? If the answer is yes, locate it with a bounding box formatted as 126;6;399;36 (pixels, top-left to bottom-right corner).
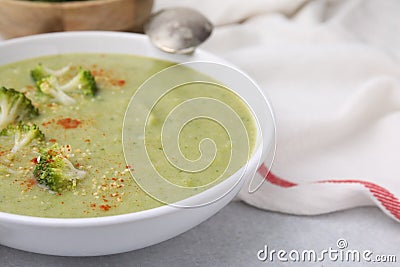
258;163;297;188
320;179;400;220
257;163;400;221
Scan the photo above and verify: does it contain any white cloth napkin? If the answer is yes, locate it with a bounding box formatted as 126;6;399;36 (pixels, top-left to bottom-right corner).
154;0;400;222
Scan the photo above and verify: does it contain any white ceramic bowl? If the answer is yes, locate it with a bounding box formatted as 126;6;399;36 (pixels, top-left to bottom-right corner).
0;32;274;256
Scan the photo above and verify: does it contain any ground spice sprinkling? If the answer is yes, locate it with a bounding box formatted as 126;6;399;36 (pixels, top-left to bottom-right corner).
19;178;37;192
116;80;126;86
57;118;82;129
26;179;37;188
42;121;52;127
100;204;111;211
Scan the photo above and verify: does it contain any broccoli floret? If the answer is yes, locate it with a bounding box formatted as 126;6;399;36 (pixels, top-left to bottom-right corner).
33;144;86;192
30;63;71;84
31;64;47;84
0;87;39;130
0;122;44;155
31;64;98;104
37;76;77;105
60;69;98;96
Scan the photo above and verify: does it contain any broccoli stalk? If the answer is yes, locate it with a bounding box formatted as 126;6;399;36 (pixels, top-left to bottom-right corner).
30;63;71;83
33;144;86;192
38;76;76;105
31;64;98;105
0;87;39;130
0;123;44;155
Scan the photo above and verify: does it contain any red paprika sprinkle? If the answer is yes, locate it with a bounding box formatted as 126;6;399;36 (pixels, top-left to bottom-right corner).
57;118;81;129
100;204;111;211
27;179;37;187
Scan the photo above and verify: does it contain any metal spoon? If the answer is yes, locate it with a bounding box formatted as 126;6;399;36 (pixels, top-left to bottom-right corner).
144;7;213;54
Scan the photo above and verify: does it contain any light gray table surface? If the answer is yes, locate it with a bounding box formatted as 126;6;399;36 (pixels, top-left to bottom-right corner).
1;201;399;267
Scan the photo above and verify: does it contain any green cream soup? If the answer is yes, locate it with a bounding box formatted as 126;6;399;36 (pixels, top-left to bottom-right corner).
0;54;256;218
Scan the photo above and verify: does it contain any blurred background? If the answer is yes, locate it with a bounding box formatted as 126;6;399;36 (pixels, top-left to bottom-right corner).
0;0;154;39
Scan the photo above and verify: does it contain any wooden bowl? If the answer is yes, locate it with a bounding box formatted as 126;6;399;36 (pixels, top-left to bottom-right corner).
0;0;153;39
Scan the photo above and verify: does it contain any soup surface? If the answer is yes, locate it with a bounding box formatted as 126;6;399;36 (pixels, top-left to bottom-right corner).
0;54;256;218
